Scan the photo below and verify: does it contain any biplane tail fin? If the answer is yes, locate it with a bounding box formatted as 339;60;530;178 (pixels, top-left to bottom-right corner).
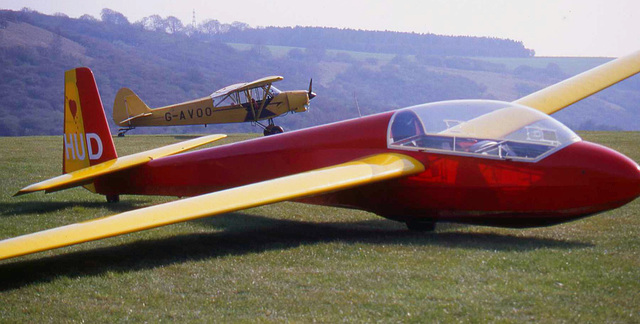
112;88;153;127
63;67;117;176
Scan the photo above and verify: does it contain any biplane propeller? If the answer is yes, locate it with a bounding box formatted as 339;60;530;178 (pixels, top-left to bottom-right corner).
308;78;316;99
112;76;314;137
2;51;640;262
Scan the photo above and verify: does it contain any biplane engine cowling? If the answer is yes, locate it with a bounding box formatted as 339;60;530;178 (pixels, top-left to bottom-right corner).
286;90;311;113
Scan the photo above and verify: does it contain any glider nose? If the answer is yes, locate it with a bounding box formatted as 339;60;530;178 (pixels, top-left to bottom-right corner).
629;162;640;198
578;141;640;207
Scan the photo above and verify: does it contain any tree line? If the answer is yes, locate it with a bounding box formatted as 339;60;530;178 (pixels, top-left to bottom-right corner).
38;7;535;58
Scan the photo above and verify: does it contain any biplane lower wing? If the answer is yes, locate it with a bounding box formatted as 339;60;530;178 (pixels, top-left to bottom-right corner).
15;134;227;196
0;153;423;261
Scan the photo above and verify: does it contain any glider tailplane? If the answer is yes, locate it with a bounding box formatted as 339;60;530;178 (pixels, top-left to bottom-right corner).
63;68;117;193
112;88;153;126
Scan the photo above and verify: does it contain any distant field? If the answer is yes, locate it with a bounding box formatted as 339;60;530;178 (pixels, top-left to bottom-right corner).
1;133;639;322
477;56;613;75
227;42;612;75
227;42;398;63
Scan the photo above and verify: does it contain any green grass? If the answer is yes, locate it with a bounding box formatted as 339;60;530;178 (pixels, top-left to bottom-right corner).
1;132;639;322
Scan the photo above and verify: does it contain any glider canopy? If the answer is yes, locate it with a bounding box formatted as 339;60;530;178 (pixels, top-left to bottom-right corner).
388;100;580;162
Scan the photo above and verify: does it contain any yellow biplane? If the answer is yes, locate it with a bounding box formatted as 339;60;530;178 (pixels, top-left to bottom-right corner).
112;76;315;136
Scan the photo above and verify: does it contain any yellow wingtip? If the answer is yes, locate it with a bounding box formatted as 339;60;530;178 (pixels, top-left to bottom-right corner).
15;182;49;196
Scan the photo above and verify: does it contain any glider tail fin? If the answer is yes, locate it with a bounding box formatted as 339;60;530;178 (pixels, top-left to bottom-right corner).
14;67;227;198
63;67;117;176
112;88;152;126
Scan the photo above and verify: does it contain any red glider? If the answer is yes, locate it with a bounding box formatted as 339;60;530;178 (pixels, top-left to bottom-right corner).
1;51;640;261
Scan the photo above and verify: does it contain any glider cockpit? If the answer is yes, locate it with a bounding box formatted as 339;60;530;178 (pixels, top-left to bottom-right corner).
388;100;581;162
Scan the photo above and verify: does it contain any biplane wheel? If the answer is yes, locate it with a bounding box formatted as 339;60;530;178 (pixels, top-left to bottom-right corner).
272;126;284;134
106;194;120;203
263;125;284;136
405;220;436;232
118;132;125;137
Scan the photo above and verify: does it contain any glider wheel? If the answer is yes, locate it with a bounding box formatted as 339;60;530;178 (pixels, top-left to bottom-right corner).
106;194;120;203
406;220;436;232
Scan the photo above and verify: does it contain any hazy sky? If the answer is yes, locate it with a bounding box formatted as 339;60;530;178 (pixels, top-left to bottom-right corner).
2;0;639;57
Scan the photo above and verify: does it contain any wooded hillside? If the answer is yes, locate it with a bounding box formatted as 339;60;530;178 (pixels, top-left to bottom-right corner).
0;9;638;136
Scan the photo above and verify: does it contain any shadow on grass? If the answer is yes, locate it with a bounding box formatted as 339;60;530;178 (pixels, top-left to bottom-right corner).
0;213;592;291
0;200;151;216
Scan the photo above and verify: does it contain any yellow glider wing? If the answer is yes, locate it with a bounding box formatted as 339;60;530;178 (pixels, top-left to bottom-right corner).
15;134;226;196
441;50;640;139
515;50;640;114
0;153;423;261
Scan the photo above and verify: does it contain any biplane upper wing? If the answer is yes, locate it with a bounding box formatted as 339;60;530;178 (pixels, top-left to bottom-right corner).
0;153;423;261
15;134;227;196
211;76;283;97
440;50;640;139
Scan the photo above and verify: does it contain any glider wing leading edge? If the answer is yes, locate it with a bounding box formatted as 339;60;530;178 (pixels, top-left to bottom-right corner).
0;153;423;261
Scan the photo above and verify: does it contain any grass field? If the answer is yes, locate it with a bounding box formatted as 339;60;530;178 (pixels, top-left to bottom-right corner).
1;132;639;322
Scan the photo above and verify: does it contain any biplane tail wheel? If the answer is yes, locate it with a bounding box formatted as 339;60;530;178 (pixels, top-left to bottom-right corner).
263;125;284;136
106;194;120;203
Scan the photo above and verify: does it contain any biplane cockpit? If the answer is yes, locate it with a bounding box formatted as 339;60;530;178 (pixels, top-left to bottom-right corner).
388;100;581;161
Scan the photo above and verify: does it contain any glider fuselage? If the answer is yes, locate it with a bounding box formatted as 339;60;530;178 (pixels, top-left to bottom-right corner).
98;111;640;228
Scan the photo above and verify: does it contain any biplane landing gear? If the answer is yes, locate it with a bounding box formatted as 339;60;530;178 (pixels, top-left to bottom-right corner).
106;194;120;203
117;127;135;137
261;119;284;136
263;125;284;136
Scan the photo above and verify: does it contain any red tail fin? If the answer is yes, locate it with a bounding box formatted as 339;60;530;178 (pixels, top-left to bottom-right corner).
63;67;117;175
